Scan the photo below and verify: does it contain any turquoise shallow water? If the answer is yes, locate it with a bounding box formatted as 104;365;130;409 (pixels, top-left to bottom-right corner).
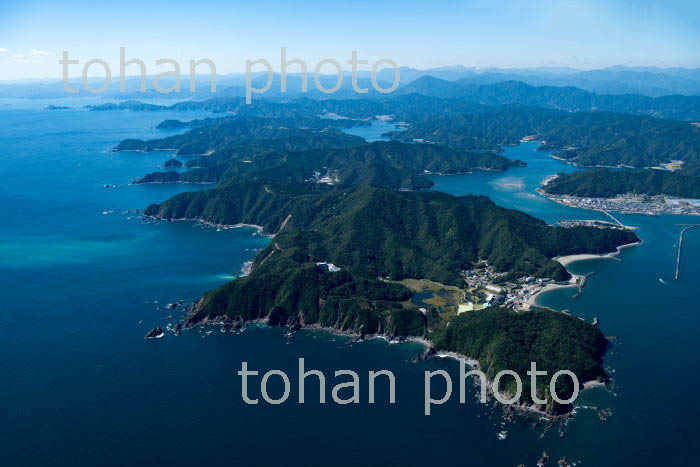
1;105;698;466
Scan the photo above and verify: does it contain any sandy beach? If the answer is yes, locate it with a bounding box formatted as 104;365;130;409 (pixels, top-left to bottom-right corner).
555;241;641;267
555;253;613;267
527;241;641;307
525;278;580;308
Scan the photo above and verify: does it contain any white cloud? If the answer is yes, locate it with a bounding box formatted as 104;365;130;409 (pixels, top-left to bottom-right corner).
13;53;39;64
8;49;52;64
0;48;9;53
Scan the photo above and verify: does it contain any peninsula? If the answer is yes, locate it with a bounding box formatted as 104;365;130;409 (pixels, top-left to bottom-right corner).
146;180;638;414
538;173;700;216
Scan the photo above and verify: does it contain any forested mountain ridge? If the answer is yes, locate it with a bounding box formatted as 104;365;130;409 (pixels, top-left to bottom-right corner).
411;78;700;121
390;105;700;168
114;115;366;155
147;183;638;285
125;114;524;190
115;93;700;170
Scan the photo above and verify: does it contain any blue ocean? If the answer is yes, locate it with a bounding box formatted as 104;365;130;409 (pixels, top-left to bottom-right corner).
1;100;698;466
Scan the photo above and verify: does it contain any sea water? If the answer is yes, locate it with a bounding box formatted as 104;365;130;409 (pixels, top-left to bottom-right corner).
431;142;700;465
1;104;698;466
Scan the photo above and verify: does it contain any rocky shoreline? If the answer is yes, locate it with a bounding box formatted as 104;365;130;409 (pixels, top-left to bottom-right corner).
164;300;605;419
143;214;270;236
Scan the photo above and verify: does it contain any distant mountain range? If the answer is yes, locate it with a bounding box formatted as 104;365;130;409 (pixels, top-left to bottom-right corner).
2;65;700;100
396;77;700;121
375;65;700;97
82;75;700;122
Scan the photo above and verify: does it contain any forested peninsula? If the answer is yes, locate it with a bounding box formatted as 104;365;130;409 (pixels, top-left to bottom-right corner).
143;178;636;414
542;165;700;199
118;116;524;190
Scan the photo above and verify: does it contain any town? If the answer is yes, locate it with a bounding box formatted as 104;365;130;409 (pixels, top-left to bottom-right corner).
399;258;582;317
537;177;700;216
460;261;577;312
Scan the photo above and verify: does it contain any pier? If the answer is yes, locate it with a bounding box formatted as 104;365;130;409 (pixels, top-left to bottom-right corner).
573;271;596;298
675;225;700;280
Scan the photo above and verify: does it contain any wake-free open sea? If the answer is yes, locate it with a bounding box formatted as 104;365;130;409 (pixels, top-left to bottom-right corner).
1;100;698;466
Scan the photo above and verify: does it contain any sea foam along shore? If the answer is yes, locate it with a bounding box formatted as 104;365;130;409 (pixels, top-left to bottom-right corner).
183;313;598;418
528;240;641;307
426;347;603;418
194;317;560;415
144;214;271;237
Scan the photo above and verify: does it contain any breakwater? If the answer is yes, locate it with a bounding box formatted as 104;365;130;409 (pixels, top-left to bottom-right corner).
676;225;700;280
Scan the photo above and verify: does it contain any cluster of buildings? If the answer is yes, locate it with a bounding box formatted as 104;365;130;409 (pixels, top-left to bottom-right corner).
309;169;340;185
542;191;700;216
316;262;342;272
460;261;555;312
557;219;624;229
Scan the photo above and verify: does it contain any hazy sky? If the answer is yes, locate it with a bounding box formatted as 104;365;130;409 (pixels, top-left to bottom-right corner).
1;0;699;80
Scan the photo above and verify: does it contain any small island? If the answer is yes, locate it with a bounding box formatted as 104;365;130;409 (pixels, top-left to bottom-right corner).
145;327;165;339
161;158;183;169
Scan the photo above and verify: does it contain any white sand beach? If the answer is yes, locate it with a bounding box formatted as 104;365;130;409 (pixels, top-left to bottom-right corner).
525;278;580;308
526;241;642;308
555;241;641;266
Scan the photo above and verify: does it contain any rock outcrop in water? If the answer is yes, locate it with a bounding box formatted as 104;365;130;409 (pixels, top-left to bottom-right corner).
145;327;164;339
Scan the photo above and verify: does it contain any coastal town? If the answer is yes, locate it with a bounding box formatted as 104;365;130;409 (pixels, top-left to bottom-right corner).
538;175;700;216
405;257;588;318
459;261;580;313
449;214;635;314
384;257;588;318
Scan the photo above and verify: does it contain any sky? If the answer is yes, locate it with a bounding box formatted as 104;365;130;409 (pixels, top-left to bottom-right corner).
0;0;699;80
